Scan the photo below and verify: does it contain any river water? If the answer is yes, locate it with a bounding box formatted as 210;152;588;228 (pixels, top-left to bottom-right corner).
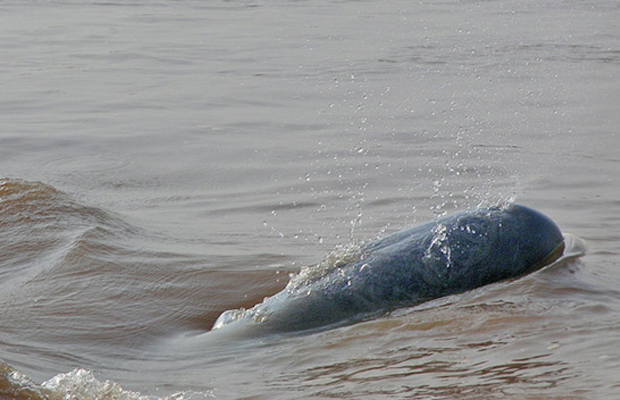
1;0;619;399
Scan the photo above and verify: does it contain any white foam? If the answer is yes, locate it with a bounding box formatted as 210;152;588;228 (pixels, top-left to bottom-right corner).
212;241;366;331
40;368;215;400
41;369;150;400
287;241;365;290
561;233;588;259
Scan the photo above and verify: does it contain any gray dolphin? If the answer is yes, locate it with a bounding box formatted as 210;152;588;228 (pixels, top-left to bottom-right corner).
214;204;565;334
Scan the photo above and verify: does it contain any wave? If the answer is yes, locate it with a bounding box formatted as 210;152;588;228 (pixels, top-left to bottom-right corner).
0;361;214;400
0;178;284;396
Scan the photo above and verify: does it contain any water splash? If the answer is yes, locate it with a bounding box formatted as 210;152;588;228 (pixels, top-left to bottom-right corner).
41;369;152;400
0;363;215;400
213;240;366;330
287;241;365;290
424;223;453;267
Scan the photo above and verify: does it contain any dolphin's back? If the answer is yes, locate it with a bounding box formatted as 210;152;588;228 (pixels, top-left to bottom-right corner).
214;204;564;333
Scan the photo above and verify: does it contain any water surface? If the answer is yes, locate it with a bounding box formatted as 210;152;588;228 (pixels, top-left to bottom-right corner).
1;0;619;398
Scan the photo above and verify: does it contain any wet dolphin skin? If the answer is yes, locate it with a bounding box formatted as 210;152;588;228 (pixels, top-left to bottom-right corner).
214;204;565;333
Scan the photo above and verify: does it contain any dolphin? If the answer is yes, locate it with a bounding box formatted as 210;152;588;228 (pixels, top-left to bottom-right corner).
213;204;565;334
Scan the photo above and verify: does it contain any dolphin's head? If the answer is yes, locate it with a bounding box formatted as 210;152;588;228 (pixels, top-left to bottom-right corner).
423;204;564;288
498;204;565;272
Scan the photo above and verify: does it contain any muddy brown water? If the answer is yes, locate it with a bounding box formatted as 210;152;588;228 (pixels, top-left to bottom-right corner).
1;0;619;398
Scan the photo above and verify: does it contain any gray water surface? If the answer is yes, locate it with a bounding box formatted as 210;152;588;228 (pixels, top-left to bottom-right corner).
1;0;619;399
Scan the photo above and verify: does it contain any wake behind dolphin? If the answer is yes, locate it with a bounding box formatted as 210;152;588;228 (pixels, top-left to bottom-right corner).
213;204;566;334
